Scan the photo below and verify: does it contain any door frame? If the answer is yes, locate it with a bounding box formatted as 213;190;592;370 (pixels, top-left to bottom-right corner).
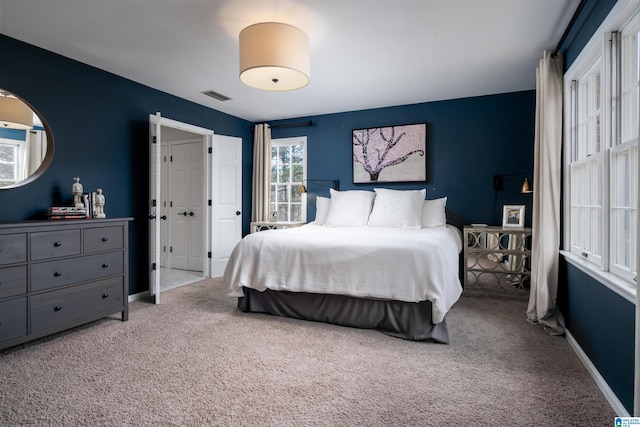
149;113;214;303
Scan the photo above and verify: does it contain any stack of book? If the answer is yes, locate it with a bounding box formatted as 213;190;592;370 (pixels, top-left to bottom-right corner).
47;206;89;220
83;192;97;218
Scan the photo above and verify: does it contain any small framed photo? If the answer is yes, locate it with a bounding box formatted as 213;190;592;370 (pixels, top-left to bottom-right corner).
502;205;525;228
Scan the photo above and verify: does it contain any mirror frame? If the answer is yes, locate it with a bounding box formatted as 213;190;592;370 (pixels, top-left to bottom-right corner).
0;92;55;190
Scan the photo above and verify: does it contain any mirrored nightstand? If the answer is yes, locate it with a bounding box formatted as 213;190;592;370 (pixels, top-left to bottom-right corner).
463;225;532;297
249;221;306;234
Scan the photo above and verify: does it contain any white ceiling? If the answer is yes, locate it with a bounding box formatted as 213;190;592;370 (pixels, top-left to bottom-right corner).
0;0;580;123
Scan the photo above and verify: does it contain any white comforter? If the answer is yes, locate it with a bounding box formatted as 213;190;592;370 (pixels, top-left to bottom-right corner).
224;224;463;323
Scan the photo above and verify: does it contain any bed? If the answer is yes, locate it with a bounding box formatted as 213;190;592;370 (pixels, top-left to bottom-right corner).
224;188;463;343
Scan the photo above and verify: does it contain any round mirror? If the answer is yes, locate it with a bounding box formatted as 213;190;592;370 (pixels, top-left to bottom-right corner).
0;89;54;189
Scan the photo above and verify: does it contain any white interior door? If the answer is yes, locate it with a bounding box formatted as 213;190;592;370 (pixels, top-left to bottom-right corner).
159;142;169;268
149;113;162;304
188;142;205;271
169;141;204;271
211;134;243;277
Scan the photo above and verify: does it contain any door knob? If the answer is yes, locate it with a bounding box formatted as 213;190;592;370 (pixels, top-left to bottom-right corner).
179;212;188;216
161;215;167;220
236;211;241;216
189;212;195;217
149;214;156;220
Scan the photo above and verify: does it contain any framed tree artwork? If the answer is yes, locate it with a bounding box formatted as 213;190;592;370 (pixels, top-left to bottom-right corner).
352;123;426;184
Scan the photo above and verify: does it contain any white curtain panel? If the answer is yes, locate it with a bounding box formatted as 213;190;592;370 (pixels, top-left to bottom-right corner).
28;130;46;175
527;51;564;335
251;123;271;222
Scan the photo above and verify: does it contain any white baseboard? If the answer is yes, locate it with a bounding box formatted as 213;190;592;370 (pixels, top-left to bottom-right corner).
128;291;149;302
565;330;629;417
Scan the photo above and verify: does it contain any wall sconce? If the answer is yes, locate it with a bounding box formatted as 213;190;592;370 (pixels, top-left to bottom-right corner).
493;174;533;194
299;179;340;194
239;22;310;91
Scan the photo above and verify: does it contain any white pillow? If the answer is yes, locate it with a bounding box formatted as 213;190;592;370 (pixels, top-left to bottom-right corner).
324;189;375;226
314;196;330;225
367;188;426;228
421;197;447;228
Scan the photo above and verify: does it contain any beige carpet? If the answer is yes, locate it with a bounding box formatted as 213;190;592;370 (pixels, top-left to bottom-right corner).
0;278;615;426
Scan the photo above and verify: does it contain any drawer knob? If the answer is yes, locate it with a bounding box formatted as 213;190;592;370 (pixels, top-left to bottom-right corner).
102;237;109;242
102;293;109;299
102;263;109;268
53;241;62;247
54;271;62;277
54;306;62;312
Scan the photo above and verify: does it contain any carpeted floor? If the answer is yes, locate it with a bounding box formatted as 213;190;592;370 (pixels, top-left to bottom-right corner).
160;267;203;292
0;278;616;426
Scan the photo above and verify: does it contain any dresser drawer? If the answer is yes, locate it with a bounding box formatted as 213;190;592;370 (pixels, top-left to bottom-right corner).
31;277;124;333
30;229;81;261
0;265;27;299
31;251;124;292
84;226;124;253
0;233;27;265
0;297;27;343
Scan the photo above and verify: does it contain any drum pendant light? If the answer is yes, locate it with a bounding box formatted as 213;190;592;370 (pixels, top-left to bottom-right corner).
239;22;310;91
0;92;33;130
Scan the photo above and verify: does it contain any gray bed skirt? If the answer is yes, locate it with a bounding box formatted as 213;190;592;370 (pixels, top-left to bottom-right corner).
238;287;450;344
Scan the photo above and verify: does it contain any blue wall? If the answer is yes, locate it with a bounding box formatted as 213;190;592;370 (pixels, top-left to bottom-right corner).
0;35;253;295
559;262;635;412
269;91;535;230
556;0;634;414
561;0;623;68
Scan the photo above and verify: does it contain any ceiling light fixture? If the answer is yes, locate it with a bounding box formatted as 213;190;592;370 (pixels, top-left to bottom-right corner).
0;91;33;130
239;22;310;91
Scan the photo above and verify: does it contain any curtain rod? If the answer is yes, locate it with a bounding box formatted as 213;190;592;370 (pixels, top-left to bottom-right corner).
251;120;312;132
551;0;588;59
271;120;312;129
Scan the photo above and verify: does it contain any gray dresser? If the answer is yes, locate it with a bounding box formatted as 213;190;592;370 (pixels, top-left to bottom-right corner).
0;218;131;350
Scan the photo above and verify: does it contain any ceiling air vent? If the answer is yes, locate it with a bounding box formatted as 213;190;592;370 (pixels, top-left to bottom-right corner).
201;90;232;102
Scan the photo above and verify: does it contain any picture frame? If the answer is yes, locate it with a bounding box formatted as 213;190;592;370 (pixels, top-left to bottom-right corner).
502;205;525;228
352;123;426;184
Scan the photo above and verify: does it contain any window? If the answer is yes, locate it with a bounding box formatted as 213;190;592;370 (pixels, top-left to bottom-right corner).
270;136;307;222
0;140;20;187
564;4;639;290
610;17;639;281
570;58;603;266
